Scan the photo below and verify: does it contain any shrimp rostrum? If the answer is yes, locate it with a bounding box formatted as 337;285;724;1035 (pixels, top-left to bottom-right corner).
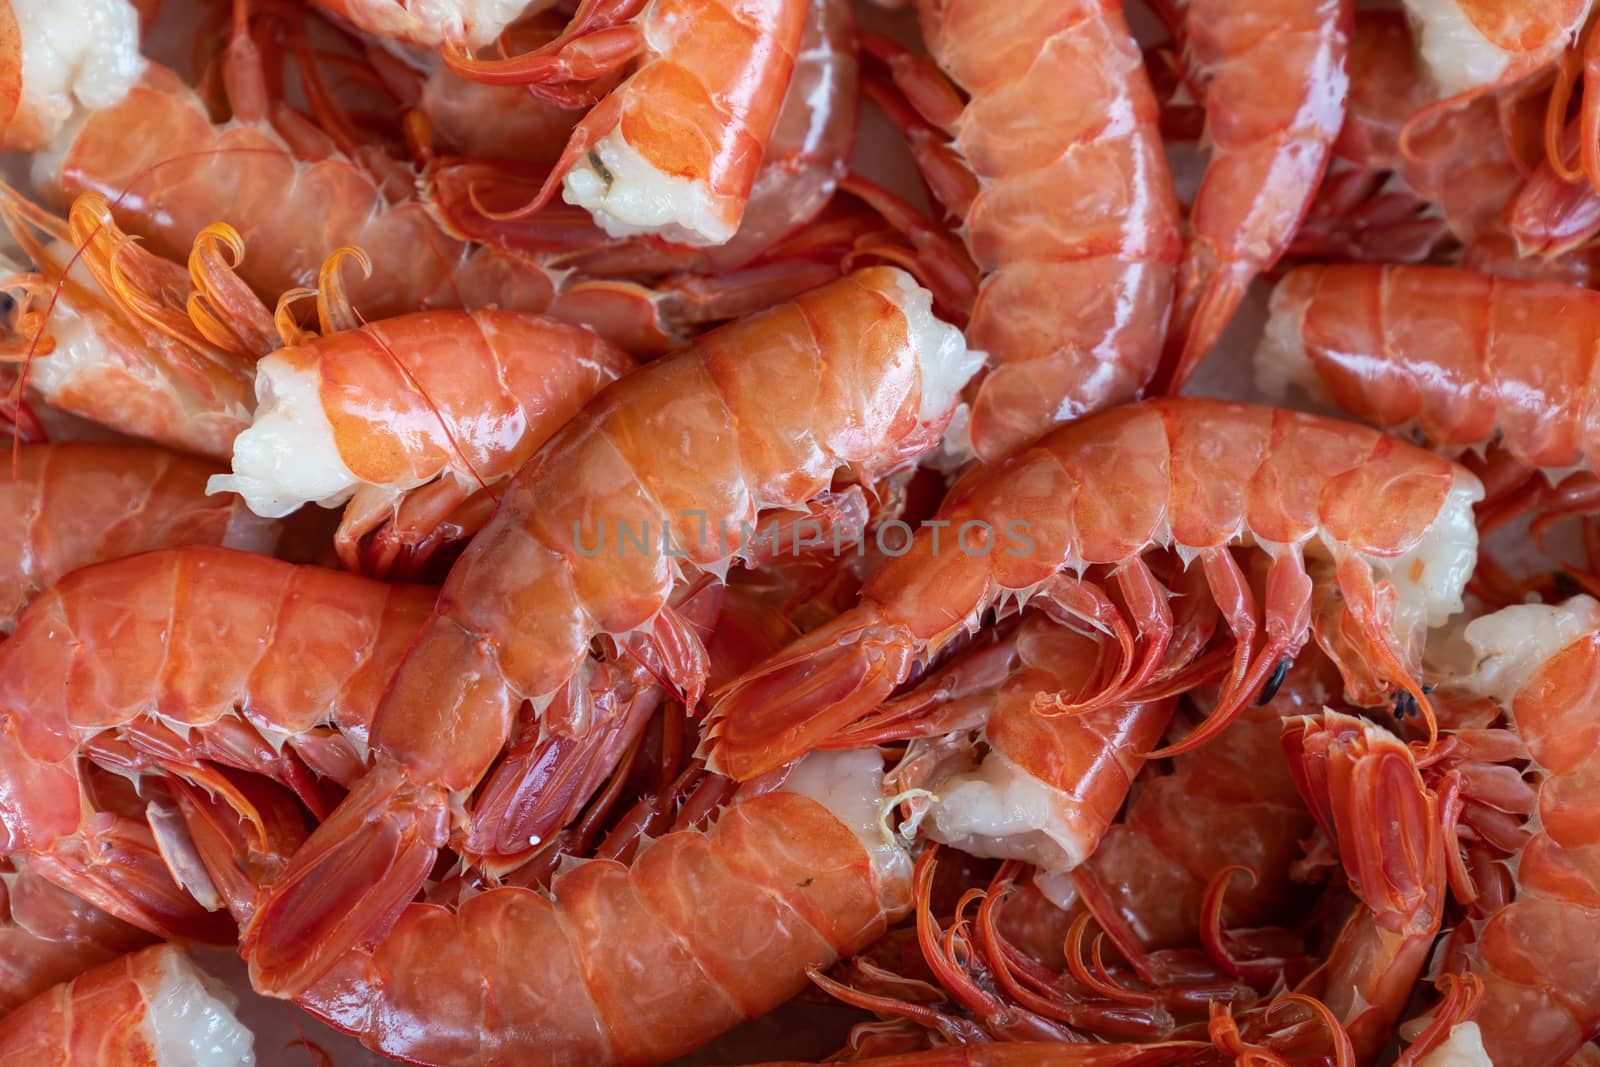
705;397;1482;782
239;266;981;997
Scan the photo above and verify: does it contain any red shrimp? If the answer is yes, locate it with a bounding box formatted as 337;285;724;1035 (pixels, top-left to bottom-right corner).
30;8;563;327
705;397;1483;783
1282;711;1457;1063
860;0;1181;461
1062;659;1333;956
1254;263;1600;536
1;444;277;633
240;265;981;997
1429;597;1600;1064
1148;0;1351;394
200;243;636;577
1;191;260;460
186;745;914;1067
0;943;255;1065
752;1050;1203;1067
0;0;144;152
838;614;1175;875
444;0;809;248
0;858;153;1016
0;546;436;941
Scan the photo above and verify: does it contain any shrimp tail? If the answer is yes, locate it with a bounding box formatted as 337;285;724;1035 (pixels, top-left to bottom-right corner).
1152;260;1254;395
241;762;448;998
702;608;916;781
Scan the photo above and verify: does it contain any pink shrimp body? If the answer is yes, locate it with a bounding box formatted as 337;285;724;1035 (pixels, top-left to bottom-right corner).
917;0;1182;461
287;752;911;1067
1435;597;1600;1064
209;308;635;573
0;546;435;941
0;859;152;1016
1151;0;1350;393
0;0;143;152
240;265;979;997
0;943;255;1065
34;64;558;322
706;397;1483;782
1;444;278;633
1256;263;1600;473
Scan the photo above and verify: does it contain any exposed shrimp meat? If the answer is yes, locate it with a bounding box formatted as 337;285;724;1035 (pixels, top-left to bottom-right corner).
241;265;979;997
0;0;143;152
706;397;1482;782
0;943;256;1065
311;0;533;48
1400;0;1590;98
1;444;278;633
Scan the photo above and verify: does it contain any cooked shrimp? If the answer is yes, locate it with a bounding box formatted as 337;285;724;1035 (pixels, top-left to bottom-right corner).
198;748;912;1067
239;265;979;997
1;191;259;461
1430;597;1600;1064
1;444;278;633
838;615;1174;874
0;546;435;941
0;943;255;1065
1148;0;1350;393
706;397;1482;782
1060;659;1332;955
445;0;809;247
0;858;152;1016
863;0;1181;460
1282;711;1455;1063
204;252;635;575
31;12;562;326
1256;264;1600;474
0;0;143;152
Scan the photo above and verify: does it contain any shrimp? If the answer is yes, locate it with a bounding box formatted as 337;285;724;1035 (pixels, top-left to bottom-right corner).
705;397;1483;783
0;0;143;152
444;0;809;247
1281;711;1456;1063
1428;597;1600;1064
0;943;255;1065
1;191;260;461
0;546;436;941
1254;263;1600;539
1148;0;1350;394
862;0;1182;461
751;1051;1203;1067
839;614;1175;874
1060;659;1332;956
240;265;981;996
203;251;636;576
192;747;913;1067
0;858;153;1016
1;444;278;633
30;10;563;327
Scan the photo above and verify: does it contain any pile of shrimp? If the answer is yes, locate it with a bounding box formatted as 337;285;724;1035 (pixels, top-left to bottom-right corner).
8;0;1600;1064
